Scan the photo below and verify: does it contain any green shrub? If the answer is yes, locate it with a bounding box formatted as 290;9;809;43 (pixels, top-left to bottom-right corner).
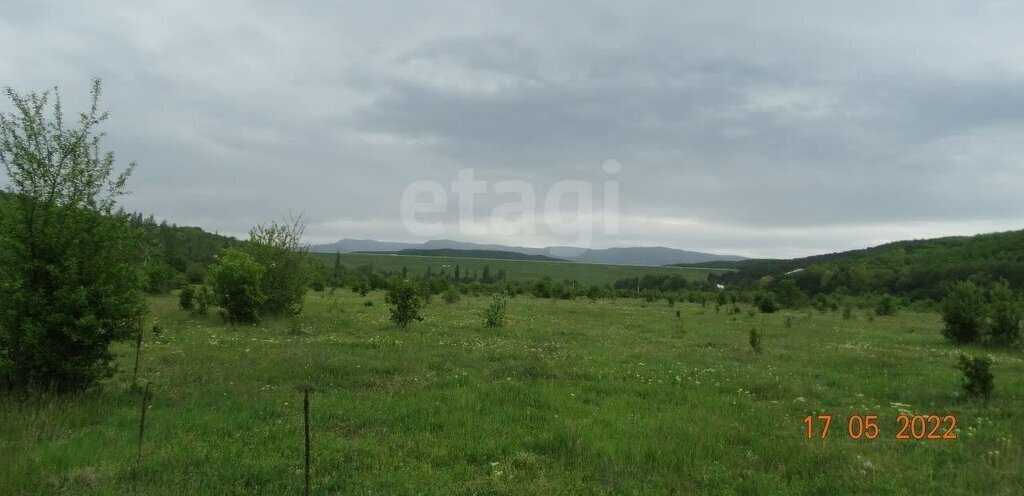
754;292;779;314
956;354;994;400
195;286;211;316
875;294;898;316
442;287;461;304
749;327;763;354
987;281;1022;346
812;294;839;313
245;217;310;316
209;249;266;324
484;293;509;328
941;281;987;344
775;279;806;308
179;286;196;311
184;263;206;284
0;79;146;393
385;282;423;328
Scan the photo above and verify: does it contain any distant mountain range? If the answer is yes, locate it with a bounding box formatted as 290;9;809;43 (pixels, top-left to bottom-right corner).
359;248;568;262
311;238;746;266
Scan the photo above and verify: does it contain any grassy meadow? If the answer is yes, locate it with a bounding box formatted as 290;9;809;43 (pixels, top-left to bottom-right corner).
313;252;730;286
2;290;1022;495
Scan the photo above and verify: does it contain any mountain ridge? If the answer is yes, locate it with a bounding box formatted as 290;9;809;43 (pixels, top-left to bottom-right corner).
311;238;746;266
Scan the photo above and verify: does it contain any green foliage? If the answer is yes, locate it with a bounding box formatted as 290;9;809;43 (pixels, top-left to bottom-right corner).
987;281;1022;346
754;292;779;314
749;327;763;354
385;282;423;328
774;279;806;308
442;287;461;304
0;79;145;393
179;285;196;311
812;294;840;313
957;354;994;401
941;281;987;344
483;292;509;328
208;249;266;323
194;286;211;316
129;215;238;293
713;230;1024;301
244;217;311;316
875;294;898;316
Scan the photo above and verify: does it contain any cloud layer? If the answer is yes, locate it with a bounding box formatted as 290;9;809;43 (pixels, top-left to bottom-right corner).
2;0;1023;257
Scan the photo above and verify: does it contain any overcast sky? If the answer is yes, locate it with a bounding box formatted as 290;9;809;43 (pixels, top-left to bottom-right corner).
2;0;1023;258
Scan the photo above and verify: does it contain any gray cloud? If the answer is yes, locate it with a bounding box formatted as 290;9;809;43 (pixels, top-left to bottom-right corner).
2;0;1023;258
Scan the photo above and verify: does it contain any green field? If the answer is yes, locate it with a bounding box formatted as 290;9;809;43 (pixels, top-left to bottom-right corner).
315;252;731;286
2;291;1021;494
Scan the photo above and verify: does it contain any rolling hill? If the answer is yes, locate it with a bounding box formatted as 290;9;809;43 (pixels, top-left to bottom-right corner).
709;229;1024;300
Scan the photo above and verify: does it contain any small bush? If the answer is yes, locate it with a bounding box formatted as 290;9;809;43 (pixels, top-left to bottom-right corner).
195;286;211;316
941;281;987;344
442;287;461;304
875;294;898;316
956;354;994;400
385;282;423;328
987;282;1022;347
754;292;779;314
749;327;763;354
179;286;195;311
208;249;267;324
484;293;509;328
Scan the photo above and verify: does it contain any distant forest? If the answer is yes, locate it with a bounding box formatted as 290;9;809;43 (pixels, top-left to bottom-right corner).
708;230;1024;300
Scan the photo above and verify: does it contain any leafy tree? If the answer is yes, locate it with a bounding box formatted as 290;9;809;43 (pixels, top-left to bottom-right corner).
0;79;146;393
941;281;987;344
775;279;806;308
385;281;423;328
987;281;1022;346
244;216;311;316
208;249;266;323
